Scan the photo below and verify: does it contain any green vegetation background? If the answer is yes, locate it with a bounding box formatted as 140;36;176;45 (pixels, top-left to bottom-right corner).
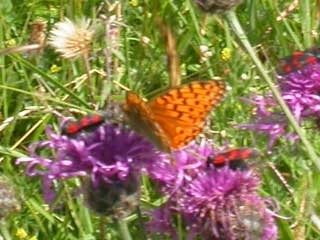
0;0;319;239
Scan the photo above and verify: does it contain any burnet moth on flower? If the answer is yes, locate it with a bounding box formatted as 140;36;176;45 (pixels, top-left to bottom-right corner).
207;148;260;170
61;114;106;136
277;47;320;75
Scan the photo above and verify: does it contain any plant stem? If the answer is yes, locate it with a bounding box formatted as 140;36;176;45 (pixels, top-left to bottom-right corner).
117;218;132;240
99;216;107;240
226;11;320;171
83;53;94;102
0;221;11;240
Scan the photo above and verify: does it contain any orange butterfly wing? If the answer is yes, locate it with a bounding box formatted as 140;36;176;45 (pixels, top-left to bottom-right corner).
124;80;226;152
124;92;172;152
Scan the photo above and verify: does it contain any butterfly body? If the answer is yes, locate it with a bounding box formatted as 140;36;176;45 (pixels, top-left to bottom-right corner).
277;47;320;75
124;81;226;152
62;114;106;136
207;148;260;170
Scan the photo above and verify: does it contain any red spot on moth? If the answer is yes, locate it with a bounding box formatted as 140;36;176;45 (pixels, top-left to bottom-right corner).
66;123;81;134
293;51;304;57
283;64;293;73
306;56;317;64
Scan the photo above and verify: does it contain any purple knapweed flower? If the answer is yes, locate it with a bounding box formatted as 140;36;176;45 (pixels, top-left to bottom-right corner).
278;62;320;93
176;169;277;240
146;143;278;240
239;55;320;150
237;95;298;150
17;123;161;217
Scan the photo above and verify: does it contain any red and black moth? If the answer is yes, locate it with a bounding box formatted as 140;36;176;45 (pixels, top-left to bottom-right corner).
207;148;260;170
61;114;106;136
277;47;320;75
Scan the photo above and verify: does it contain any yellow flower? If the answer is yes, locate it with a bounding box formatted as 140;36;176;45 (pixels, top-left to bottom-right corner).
29;236;38;240
49;18;94;59
130;0;138;6
50;64;62;73
221;47;231;61
6;39;16;47
15;228;28;239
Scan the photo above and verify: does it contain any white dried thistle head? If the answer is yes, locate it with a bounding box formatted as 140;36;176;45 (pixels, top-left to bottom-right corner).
49;18;94;59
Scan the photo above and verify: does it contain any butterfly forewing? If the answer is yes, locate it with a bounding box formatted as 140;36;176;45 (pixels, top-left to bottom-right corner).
149;81;226;149
125;80;226;152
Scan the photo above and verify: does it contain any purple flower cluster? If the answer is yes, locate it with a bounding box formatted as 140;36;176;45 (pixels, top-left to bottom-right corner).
146;143;278;240
238;61;320;149
17;123;161;216
16;122;278;237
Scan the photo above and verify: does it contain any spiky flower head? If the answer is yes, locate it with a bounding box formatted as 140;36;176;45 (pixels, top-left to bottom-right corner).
49;18;94;58
239;56;320;150
278;62;320;92
195;0;243;14
0;176;21;219
17;123;161;217
146;143;278;239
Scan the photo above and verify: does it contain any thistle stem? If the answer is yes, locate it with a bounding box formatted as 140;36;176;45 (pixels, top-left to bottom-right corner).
225;11;320;171
99;216;107;240
117;218;132;240
83;53;94;102
0;221;11;240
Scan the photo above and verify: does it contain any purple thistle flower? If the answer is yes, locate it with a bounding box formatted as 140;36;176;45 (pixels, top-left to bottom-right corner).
239;59;320;150
146;143;278;239
17;123;161;216
237;95;294;149
146;142;214;195
278;62;320;93
237;95;298;150
176;170;277;240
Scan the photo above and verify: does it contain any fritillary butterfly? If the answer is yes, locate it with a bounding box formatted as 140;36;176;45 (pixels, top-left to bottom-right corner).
207;148;260;170
277;47;320;75
123;80;226;152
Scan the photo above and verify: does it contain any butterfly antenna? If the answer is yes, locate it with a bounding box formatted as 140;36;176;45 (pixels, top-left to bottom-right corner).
155;17;181;87
267;161;294;197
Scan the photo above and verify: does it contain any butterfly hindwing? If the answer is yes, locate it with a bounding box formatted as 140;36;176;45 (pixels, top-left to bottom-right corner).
124;92;172;152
